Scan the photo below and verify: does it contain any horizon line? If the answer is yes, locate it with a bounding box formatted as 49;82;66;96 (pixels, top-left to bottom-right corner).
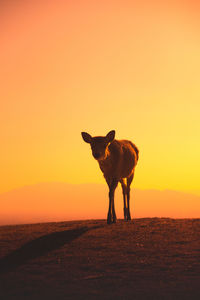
1;181;200;197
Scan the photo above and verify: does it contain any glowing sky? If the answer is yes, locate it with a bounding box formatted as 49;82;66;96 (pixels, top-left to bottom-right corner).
1;0;200;197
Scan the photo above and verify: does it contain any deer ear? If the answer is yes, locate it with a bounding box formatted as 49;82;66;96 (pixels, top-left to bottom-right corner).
106;130;115;143
81;132;92;143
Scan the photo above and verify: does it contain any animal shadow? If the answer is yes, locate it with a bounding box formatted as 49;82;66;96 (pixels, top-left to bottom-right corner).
0;225;102;273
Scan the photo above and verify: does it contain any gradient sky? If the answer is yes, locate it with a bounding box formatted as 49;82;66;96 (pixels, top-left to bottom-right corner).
1;0;200;199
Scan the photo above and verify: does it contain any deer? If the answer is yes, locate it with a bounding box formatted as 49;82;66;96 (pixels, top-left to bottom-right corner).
81;130;139;224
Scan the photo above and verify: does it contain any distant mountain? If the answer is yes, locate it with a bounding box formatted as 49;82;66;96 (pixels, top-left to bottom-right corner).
0;182;199;225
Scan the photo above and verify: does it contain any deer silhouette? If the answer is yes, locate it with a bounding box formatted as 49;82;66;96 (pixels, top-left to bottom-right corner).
81;130;139;224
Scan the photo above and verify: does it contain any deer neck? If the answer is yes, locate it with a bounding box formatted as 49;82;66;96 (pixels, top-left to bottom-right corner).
98;148;112;171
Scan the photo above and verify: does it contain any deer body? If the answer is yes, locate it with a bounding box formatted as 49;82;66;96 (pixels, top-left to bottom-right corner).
98;140;138;180
81;131;139;224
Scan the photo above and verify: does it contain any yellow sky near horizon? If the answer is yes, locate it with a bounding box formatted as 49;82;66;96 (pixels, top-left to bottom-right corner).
0;0;200;198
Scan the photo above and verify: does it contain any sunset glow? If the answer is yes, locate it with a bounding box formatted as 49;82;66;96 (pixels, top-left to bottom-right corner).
1;0;200;222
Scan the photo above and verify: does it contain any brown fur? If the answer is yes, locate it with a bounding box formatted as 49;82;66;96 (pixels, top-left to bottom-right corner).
99;140;138;181
81;131;139;224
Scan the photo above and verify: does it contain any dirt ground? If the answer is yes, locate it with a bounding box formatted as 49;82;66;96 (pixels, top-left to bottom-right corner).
0;218;199;299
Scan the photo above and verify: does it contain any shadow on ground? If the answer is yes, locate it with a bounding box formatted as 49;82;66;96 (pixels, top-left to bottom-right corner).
0;225;102;273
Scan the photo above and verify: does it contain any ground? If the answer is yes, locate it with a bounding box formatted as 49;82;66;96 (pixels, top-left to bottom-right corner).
0;218;200;299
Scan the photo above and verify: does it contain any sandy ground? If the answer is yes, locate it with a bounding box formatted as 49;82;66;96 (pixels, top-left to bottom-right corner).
0;218;199;299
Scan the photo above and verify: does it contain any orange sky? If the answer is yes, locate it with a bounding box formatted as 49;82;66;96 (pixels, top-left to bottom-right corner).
1;183;200;225
0;0;200;208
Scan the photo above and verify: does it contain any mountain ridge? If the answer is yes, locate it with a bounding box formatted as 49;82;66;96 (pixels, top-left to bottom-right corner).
0;182;199;225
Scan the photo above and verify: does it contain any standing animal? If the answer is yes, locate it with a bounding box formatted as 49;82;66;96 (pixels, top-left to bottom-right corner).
81;130;139;224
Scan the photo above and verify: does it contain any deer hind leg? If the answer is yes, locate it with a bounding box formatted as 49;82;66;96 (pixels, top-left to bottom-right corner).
107;178;118;224
120;178;128;220
126;173;134;221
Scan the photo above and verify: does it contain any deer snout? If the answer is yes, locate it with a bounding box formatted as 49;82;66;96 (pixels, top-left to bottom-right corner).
93;152;101;159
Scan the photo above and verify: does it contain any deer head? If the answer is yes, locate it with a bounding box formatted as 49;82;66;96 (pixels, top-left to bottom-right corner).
81;130;115;160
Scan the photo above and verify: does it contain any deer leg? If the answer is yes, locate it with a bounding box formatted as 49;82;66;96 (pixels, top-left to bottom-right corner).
127;173;134;221
111;196;116;223
120;179;128;220
127;186;131;221
107;195;112;224
123;191;127;221
107;179;118;224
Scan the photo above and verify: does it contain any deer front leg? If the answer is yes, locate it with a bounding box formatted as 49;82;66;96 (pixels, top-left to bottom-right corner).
107;178;118;224
111;194;116;223
107;194;112;224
